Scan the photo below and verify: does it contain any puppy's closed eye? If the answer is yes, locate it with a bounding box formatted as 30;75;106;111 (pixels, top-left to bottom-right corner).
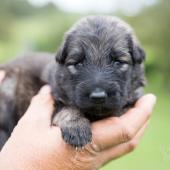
68;65;77;74
67;60;83;74
112;55;132;71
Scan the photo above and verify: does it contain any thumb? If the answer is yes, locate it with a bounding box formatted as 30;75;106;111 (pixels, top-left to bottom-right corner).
22;85;55;127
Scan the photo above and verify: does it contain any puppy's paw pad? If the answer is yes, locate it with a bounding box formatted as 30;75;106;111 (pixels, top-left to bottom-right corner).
61;125;92;148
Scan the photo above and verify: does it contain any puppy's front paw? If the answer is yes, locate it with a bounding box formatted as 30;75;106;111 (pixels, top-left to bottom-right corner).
61;120;92;148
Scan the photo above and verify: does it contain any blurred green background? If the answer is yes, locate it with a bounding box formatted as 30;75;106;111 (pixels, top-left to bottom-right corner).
0;0;170;169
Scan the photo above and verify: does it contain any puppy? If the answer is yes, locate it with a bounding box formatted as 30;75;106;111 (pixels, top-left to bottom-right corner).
0;16;145;148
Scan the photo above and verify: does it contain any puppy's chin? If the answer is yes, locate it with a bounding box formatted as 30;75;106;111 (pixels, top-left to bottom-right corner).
80;106;122;121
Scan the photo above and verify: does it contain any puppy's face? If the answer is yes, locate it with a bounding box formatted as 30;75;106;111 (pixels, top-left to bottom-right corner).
54;16;145;120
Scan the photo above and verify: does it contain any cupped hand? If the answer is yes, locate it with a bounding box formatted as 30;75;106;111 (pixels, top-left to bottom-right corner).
0;84;156;170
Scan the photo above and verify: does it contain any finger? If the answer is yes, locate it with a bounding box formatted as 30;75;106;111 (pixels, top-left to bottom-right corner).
91;94;156;150
98;121;148;167
0;70;6;84
21;85;55;127
120;94;156;140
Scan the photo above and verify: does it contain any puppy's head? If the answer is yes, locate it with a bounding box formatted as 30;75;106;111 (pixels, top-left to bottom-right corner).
53;16;145;120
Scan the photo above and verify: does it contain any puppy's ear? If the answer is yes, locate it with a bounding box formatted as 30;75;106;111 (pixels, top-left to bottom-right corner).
129;35;145;64
55;41;68;64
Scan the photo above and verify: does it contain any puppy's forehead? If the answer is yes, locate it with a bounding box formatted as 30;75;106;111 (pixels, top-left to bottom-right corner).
66;16;133;58
69;16;132;37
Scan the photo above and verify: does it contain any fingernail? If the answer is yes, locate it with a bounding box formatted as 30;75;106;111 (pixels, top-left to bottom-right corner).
39;85;51;95
145;94;157;113
148;94;157;106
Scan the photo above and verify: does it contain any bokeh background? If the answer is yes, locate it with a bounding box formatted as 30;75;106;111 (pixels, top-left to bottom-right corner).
0;0;170;169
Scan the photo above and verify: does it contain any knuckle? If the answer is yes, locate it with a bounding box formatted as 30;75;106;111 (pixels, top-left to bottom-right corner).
120;124;134;142
91;141;102;153
126;140;138;152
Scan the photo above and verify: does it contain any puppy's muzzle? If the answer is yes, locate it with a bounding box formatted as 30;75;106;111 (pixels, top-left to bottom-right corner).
89;88;107;104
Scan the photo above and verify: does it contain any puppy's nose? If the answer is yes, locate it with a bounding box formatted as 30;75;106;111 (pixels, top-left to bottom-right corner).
90;88;107;104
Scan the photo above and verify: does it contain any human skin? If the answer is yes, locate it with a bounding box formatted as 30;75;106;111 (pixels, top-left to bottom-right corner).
0;70;156;170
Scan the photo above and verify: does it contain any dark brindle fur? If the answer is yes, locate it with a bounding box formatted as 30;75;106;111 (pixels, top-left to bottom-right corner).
0;16;145;148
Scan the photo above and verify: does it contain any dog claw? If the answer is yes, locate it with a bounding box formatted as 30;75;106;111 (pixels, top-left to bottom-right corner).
61;125;92;148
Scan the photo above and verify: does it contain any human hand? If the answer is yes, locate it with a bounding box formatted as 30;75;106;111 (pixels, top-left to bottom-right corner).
0;85;156;170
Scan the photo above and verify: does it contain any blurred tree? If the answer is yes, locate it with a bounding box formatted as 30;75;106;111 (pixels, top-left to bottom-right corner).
128;0;170;89
0;0;35;40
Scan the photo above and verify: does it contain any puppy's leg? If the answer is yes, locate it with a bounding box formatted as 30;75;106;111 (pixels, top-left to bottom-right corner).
53;108;92;148
0;70;9;149
0;130;9;149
